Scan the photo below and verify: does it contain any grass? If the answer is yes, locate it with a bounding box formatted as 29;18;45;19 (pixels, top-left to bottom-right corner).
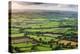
11;33;24;37
42;21;60;27
24;28;71;33
35;46;52;51
19;48;31;52
10;13;78;52
12;43;32;48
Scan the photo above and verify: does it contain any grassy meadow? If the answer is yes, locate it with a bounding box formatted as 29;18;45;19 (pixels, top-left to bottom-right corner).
9;10;78;53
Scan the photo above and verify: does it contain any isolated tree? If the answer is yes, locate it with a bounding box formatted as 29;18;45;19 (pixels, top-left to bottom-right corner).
39;38;42;42
66;42;71;48
67;42;71;46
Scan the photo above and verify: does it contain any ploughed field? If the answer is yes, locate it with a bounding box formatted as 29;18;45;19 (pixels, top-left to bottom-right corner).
9;11;78;53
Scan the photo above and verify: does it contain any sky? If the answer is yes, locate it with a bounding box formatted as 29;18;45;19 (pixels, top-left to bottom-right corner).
11;1;78;12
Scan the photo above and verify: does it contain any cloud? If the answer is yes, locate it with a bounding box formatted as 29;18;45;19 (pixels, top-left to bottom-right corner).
11;1;78;12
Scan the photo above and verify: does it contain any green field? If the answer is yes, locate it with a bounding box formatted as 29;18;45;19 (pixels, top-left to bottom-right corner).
9;11;78;53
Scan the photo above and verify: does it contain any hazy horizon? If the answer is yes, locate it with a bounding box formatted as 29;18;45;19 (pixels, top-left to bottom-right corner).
10;1;78;13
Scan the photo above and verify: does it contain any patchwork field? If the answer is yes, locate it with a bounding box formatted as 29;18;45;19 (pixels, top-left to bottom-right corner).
9;10;78;53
